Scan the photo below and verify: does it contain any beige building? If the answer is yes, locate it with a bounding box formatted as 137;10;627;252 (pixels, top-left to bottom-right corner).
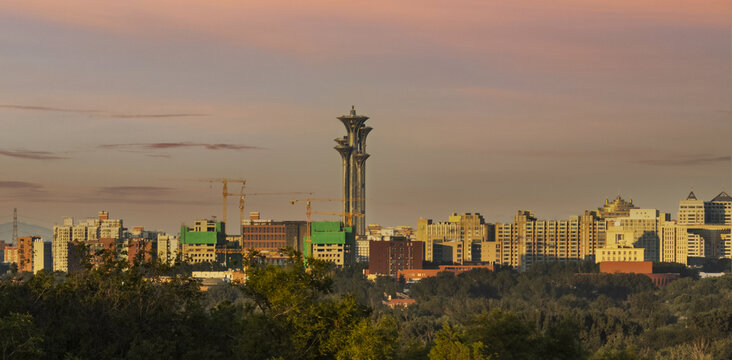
180;220;225;264
495;209;606;269
596;229;644;263
157;233;179;265
416;213;493;264
659;192;732;265
33;239;52;274
53;211;124;272
598;195;638;219
606;209;670;262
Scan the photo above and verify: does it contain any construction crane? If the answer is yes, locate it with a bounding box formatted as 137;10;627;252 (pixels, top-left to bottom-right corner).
204;178;246;229
217;191;315;236
312;211;364;227
290;198;364;262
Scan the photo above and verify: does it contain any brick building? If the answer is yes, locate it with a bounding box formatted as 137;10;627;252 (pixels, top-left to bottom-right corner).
368;237;423;277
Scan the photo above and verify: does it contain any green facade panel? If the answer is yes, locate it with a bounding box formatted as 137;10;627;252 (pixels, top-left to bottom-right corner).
312;231;346;244
180;223;226;245
311;221;342;232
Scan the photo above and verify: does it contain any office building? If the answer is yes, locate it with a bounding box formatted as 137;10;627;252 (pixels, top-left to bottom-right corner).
180;219;226;264
309;221;355;267
659;192;732;265
605;209;671;262
416;213;493;264
241;212;306;253
598;195;638;219
596;229;645;263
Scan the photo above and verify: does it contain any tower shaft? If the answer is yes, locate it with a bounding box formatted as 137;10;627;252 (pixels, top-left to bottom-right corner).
335;107;371;236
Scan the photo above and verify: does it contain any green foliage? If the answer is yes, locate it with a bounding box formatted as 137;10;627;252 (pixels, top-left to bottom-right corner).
428;323;487;360
0;312;44;359
0;249;730;359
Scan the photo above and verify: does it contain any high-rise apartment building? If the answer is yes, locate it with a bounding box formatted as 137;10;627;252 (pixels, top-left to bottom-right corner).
53;211;124;272
157;233;179;265
416;213;493;264
18;236;38;272
494;209;607;269
659;192;732;265
33;239;52;273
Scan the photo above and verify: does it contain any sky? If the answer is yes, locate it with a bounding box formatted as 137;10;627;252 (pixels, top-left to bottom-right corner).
0;0;729;235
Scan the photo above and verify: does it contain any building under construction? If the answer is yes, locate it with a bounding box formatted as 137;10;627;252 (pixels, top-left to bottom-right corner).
334;106;371;237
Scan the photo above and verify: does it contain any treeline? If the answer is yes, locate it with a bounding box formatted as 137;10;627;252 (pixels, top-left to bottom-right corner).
0;253;730;359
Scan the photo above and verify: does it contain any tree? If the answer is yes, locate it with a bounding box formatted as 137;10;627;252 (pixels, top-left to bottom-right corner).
0;313;44;360
428;323;487;360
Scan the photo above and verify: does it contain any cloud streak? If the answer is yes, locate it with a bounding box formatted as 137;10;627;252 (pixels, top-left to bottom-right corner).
0;181;43;190
0;150;68;160
100;142;262;151
0;104;208;119
96;186;174;196
633;155;731;167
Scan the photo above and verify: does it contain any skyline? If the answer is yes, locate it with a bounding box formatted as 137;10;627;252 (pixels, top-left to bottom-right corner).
0;1;729;233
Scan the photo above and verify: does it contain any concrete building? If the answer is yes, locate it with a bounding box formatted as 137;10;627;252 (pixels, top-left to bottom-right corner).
416;213;493;264
180;220;226;264
368;237;423;277
495;209;606;269
596;229;645;263
598;195;638;219
358;224;415;263
18;236;39;272
3;246;18;266
33;239;52;273
0;240;7;262
334;106;372;237
309;221;355;267
605;209;671;262
659;192;732;265
53;211;124;272
157;233;179;265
